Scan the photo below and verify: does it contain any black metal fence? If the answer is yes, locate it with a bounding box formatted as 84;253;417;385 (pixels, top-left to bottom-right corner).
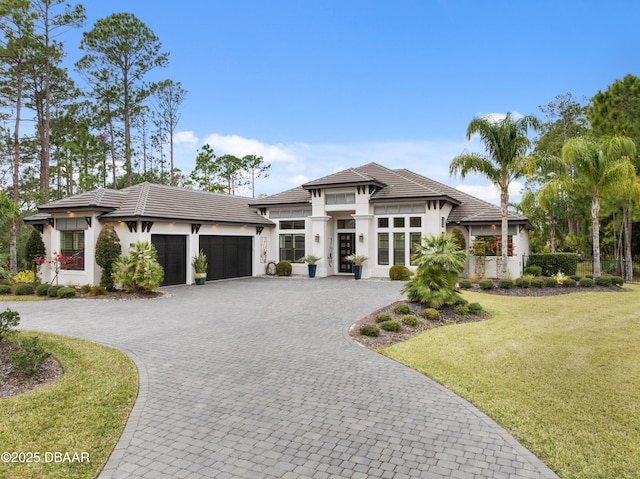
522;255;640;284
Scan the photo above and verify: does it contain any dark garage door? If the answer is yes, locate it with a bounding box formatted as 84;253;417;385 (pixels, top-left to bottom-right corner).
152;234;187;286
199;235;252;280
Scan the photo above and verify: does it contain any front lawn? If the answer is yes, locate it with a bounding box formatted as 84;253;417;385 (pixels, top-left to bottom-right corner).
382;285;640;479
0;332;138;479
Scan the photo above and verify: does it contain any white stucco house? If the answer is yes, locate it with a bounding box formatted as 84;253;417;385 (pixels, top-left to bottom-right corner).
25;162;530;286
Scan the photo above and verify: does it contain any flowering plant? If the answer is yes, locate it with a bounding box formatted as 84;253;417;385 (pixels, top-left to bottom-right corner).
35;251;85;284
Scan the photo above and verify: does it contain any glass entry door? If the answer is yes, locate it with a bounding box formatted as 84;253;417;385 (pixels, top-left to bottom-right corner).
338;233;355;273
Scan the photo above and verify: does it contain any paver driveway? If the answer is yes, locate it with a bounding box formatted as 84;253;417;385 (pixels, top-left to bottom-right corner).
11;277;558;479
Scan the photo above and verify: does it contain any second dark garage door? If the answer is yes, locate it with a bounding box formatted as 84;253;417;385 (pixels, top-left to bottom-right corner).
199;235;252;280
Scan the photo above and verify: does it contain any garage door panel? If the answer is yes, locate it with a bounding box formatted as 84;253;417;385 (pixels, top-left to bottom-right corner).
152;234;187;286
200;235;252;280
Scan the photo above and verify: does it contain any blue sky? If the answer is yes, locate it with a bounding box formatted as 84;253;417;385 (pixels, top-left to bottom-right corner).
63;0;639;203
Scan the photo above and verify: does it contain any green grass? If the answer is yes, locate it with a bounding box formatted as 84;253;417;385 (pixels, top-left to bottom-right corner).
0;295;46;302
382;285;640;479
0;332;138;479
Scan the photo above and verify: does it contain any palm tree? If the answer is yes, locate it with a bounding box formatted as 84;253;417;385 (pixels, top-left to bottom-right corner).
450;112;540;278
561;136;636;277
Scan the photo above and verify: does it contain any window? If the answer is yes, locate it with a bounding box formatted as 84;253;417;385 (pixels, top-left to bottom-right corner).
410;216;422;227
279;220;305;230
470;235;514;256
378;233;389;265
60;230;85;270
326;193;355;205
393;232;405;265
337;219;355;229
279;234;305;262
393;217;405;228
377;217;389;228
409;232;421;257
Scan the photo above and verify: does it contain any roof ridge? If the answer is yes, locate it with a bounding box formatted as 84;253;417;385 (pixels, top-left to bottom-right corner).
386;168;441;195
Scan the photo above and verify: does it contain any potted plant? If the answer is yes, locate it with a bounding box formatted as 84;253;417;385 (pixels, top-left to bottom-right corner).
192;250;208;285
345;254;368;280
300;255;321;278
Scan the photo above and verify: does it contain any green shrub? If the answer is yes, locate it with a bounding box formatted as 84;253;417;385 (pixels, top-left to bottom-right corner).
611;276;624;286
586;274;593;279
478;279;494;290
595;276;612;287
527;253;579;276
468;302;483;315
453;304;469;316
498;278;514;289
389;264;412;281
401;314;420;327
570;275;581;282
525;265;543;276
47;285;64;297
112;242;164;292
57;287;76;298
9;336;51;376
458;279;472;289
25;228;46;271
579;278;594;287
380;320;401;332
12;270;35;284
0;308;20;342
455;297;468;306
90;285;108;296
275;260;292;276
422;308;441;320
35;284;50;296
563;278;577;287
393;303;411;314
95;223;122;291
544;277;557;288
80;284;92;293
359;325;380;337
0;284;12;295
14;284;35;296
376;313;392;323
531;277;546;288
515;278;530;288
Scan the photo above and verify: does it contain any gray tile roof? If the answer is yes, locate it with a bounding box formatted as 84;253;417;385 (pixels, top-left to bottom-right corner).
33;183;274;227
251;162;527;225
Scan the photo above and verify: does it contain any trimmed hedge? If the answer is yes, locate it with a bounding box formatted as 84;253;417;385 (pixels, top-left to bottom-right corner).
527;253;579;276
498;278;514;289
579;278;594;287
389;265;412;281
478;279;494;290
57;287;76;298
275;261;292;276
458;279;472;289
36;284;50;296
0;285;12;295
14;284;35;295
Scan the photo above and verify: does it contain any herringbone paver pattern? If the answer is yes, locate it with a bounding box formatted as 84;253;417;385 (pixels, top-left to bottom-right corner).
13;277;558;478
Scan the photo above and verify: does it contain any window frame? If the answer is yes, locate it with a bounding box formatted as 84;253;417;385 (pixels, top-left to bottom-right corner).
59;230;85;271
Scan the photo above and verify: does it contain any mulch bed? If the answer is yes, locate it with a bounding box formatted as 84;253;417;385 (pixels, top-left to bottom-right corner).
350;283;628;350
0;341;64;399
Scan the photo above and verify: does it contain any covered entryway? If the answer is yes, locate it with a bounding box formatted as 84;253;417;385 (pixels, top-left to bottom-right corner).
199;235;252;280
152;234;187;286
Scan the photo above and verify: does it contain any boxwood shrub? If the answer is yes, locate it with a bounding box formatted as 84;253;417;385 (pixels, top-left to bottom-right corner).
515;277;530;288
570;275;581;282
478;279;494;290
359;325;380;337
611;276;624;286
47;285;64;297
468;302;483;315
579;278;594;287
498;278;514;289
275;260;292;276
422;308;441;321
401;314;420;327
563;278;577;287
525;265;542;276
531;277;546;288
376;313;392;323
380;320;401;332
453;304;469;316
458;279;472;289
595;276;612;287
35;284;50;296
14;284;35;295
393;303;411;315
0;284;12;295
57;287;76;298
389;265;412;281
544;277;557;287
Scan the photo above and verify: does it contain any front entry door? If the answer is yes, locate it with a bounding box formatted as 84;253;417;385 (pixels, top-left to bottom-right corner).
338;233;355;273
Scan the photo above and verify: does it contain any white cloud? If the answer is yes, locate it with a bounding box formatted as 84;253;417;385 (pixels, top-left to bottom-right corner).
478;111;524;123
173;130;199;147
202;133;297;163
455;181;525;206
287;174;309;185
